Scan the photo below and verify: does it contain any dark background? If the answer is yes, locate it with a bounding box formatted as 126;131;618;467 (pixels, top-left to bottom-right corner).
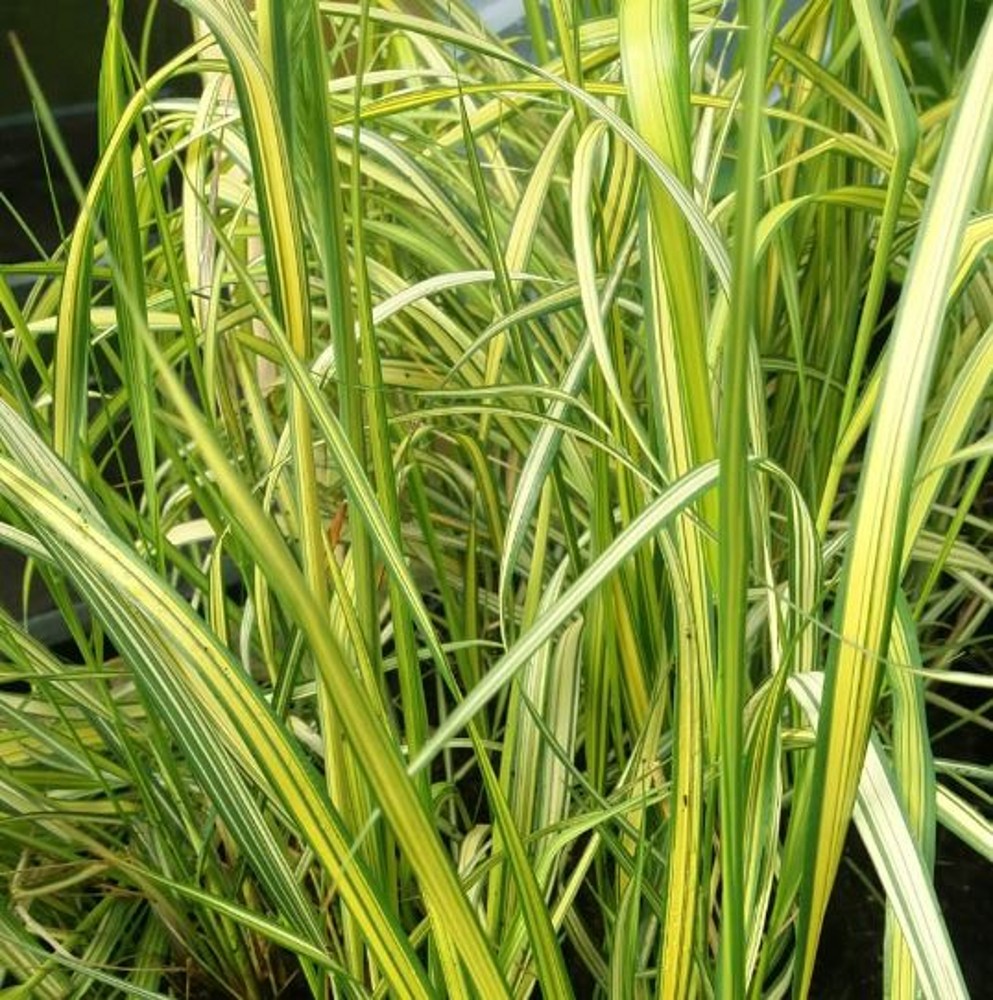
1;1;191;262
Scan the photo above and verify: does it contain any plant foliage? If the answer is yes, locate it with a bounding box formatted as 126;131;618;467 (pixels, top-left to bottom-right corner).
0;0;991;997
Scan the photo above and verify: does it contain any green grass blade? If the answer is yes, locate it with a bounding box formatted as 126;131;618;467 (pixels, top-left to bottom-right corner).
99;2;161;565
716;3;768;993
884;597;936;1000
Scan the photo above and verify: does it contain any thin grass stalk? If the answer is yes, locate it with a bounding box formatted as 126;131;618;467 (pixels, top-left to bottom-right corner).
350;0;430;799
717;0;767;993
99;1;162;570
263;0;380;682
8;36;92;471
884;597;936;999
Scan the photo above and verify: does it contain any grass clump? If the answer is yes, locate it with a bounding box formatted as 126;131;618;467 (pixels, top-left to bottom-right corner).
0;1;991;997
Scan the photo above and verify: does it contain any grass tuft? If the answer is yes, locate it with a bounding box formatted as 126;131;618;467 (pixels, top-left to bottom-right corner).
0;1;990;996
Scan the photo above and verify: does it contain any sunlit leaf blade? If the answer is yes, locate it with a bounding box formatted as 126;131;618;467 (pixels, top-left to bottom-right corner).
797;12;993;993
